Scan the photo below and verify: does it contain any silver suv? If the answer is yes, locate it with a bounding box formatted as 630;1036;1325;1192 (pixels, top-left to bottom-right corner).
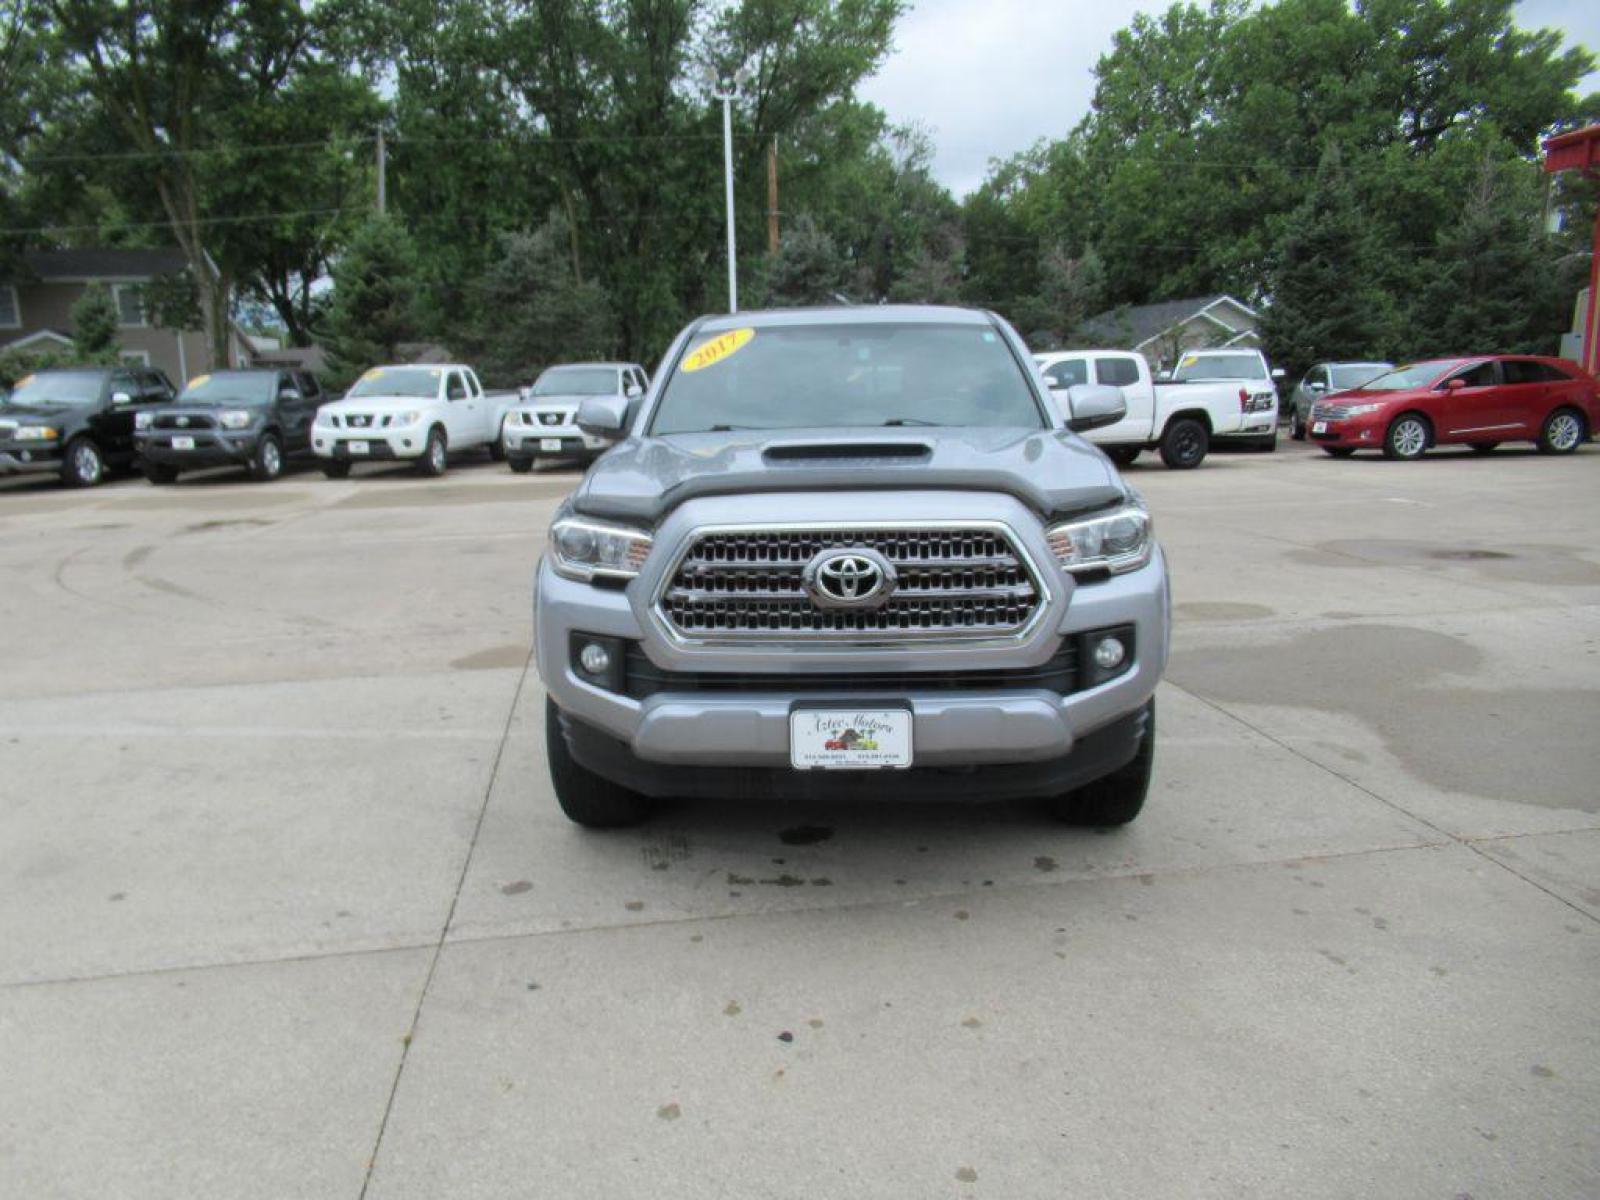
534;306;1170;827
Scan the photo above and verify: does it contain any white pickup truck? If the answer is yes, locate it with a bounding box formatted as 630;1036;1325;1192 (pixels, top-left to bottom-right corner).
311;363;516;478
1034;349;1278;468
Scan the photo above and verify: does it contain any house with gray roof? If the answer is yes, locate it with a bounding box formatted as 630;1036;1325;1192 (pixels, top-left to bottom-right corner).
1;247;250;384
1076;294;1261;369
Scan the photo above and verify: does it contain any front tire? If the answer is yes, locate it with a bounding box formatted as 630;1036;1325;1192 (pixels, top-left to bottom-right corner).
1537;407;1585;455
508;457;534;474
62;437;106;488
488;439;507;462
1159;418;1209;469
546;699;653;828
1382;413;1429;460
1048;700;1154;826
249;433;284;482
1105;446;1140;467
320;460;351;479
417;427;448;477
1290;410;1306;440
142;462;179;485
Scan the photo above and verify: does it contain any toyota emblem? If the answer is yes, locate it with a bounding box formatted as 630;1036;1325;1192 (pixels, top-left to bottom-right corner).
802;547;897;610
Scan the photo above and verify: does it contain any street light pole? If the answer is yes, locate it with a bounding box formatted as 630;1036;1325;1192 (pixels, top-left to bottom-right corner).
712;78;739;313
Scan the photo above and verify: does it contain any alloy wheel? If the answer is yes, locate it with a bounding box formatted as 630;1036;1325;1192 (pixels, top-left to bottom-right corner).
1548;412;1581;451
1392;419;1426;458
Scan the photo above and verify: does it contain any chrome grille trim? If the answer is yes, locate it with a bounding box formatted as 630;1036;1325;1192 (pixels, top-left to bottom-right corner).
652;521;1052;646
1311;402;1354;420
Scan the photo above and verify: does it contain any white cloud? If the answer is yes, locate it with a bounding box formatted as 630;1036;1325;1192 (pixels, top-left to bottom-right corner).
860;0;1600;199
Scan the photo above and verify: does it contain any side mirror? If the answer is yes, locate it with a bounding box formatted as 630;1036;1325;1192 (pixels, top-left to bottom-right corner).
1308;381;1326;392
1156;368;1173;382
576;394;629;438
625;384;642;398
111;391;133;406
1444;377;1466;391
1270;367;1286;379
1062;384;1127;433
279;389;301;402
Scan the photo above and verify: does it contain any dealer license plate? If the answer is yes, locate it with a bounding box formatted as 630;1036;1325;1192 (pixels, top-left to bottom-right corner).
346;440;369;454
790;708;913;771
169;436;195;450
1312;421;1327;434
540;438;564;453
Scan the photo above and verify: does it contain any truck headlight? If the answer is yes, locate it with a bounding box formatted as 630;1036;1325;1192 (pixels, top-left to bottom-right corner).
135;411;153;430
549;516;653;582
1045;501;1152;576
390;411;420;426
13;425;58;441
218;409;254;430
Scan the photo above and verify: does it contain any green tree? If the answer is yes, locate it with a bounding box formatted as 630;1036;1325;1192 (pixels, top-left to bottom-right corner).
754;214;852;306
320;216;422;382
1260;148;1396;380
463;217;617;386
1016;243;1107;348
70;283;119;359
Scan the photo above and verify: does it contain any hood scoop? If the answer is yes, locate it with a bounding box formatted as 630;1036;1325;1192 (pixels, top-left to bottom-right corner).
762;440;932;464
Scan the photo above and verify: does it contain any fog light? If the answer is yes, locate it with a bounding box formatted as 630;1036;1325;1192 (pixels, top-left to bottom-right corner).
1093;636;1126;671
578;642;612;675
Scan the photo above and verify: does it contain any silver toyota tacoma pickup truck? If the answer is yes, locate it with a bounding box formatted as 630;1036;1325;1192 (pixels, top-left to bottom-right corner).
533;306;1170;828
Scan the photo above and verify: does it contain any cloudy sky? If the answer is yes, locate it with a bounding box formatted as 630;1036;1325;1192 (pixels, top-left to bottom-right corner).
858;0;1600;197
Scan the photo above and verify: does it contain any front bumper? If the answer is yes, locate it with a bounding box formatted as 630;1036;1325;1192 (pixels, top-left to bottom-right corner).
312;429;422;461
503;427;609;458
1309;417;1384;447
136;431;259;467
0;442;64;475
536;534;1169;784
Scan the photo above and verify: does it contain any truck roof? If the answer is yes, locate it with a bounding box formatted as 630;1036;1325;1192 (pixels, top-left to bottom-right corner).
695;305;995;334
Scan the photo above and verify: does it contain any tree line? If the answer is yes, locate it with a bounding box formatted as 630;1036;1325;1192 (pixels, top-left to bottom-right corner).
1;0;1595;389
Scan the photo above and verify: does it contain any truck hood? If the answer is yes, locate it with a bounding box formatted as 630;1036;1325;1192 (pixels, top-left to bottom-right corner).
572;427;1127;525
517;392;612;408
320;394;434;413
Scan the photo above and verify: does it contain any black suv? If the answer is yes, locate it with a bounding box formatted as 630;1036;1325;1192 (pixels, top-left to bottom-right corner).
135;368;323;483
0;366;176;487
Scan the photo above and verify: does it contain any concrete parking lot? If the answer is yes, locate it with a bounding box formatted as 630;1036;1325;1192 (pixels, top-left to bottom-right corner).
2;440;1598;1198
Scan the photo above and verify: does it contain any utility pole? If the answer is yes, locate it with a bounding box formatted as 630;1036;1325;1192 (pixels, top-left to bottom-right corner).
767;137;780;253
708;66;749;313
376;127;387;216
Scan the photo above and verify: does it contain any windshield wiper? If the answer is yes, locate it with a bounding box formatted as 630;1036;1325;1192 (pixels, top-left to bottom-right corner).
882;417;943;426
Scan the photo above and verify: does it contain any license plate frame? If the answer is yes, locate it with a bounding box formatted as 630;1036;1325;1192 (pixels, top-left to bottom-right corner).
539;437;564;453
346;440;370;455
1312;421;1327;434
789;707;913;771
169;435;195;451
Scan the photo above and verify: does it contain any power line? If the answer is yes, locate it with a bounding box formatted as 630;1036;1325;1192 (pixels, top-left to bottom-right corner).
0;207;353;236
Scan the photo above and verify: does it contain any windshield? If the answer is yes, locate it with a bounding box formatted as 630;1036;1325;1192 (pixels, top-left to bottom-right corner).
1359;361;1462;391
651;322;1044;434
532;367;619;397
346;367;441;399
1329;364;1391;389
3;370;106;407
1172;353;1267;381
180;371;277;406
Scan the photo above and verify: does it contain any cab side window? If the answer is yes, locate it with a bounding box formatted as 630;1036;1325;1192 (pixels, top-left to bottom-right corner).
446;371;468;401
1095;357;1141;388
109;371;139;404
1449;362;1498;389
1044;359;1088;389
137;371;172;402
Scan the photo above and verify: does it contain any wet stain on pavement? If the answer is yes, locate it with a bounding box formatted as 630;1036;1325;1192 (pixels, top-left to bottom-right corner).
500;881;532;896
724;1001;741;1017
1034;855;1058;873
777;1031;794;1043
656;1102;681;1120
778;825;834;846
450;644;528;670
956;1167;978;1184
182;517;276;533
1530;1064;1556;1079
624;900;645;911
1298;538;1600;586
1170;624;1600;810
961;1016;982;1029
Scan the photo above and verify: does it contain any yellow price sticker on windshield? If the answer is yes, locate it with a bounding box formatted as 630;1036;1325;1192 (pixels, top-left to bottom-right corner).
681;328;754;373
187;374;211;389
14;373;34;389
361;368;385;381
1178;355;1197;368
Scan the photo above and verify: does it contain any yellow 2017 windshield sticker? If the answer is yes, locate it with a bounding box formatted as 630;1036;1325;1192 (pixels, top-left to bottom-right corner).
681;328;754;373
1178;355;1198;368
361;368;385;381
187;374;211;389
14;373;34;389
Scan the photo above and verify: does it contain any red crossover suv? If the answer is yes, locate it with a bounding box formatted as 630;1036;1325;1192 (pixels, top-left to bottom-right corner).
1308;356;1599;460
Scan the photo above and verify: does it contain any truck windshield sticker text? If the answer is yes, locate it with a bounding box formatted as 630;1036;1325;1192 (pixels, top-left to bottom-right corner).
681;328;754;373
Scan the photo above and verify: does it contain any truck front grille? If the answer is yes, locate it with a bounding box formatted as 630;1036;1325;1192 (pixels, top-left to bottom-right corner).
153;412;217;430
656;524;1047;643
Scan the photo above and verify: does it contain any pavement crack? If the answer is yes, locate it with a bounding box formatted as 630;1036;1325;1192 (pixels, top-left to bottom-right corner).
356;647;534;1199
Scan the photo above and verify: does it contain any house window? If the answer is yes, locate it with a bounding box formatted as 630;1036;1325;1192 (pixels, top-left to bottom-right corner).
0;285;19;329
113;284;147;327
119;350;151;367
